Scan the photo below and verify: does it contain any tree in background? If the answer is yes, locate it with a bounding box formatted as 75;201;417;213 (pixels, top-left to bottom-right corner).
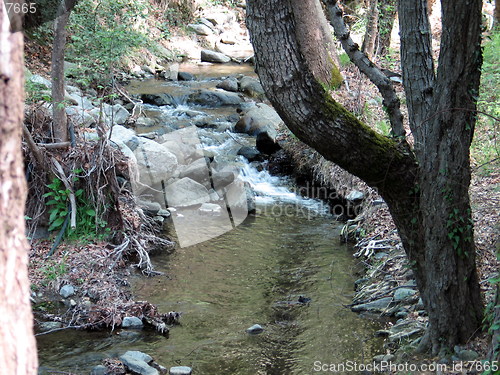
247;0;484;354
0;2;38;373
51;0;78;143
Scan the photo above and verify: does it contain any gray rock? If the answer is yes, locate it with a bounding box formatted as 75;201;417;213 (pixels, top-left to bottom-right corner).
246;324;264;335
188;23;213;36
346;190;364;201
179;158;209;182
201;49;231;64
29;74;52;89
388;320;425;342
394;288;417;302
65;85;81;95
134;138;179;187
103;103;130;125
66;106;95;127
141;93;177;106
351;297;392;313
68;93;94;110
164;177;210;207
109;125;140;150
169;366;192;375
136;117;156;127
59;284;75;298
153;216;165;224
188;89;242;107
234;103;281;137
90;365;107;375
212;171;235;190
178;72;195;81
217;77;239;92
165;63;179;81
119;351;158;375
239;76;265;98
122;316;144;328
237;146;262;162
137;200;162;216
157;209;171;218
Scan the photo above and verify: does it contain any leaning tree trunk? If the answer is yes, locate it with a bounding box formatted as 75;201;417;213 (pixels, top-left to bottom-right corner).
247;0;484;355
0;3;39;374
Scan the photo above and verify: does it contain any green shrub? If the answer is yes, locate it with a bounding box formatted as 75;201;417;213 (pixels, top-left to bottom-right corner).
66;0;152;87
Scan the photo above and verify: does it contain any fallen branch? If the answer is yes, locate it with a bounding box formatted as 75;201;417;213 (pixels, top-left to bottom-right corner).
37;142;71;149
22;124;45;168
52;158;77;229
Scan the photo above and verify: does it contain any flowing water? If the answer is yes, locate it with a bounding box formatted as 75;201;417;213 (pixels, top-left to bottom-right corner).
37;63;383;374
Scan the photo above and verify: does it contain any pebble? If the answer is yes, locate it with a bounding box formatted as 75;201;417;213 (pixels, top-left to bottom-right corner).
246;324;264;335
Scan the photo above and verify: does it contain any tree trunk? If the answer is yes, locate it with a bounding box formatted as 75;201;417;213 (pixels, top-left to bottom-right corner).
291;0;342;86
361;0;378;59
0;4;39;374
51;0;76;142
247;0;483;355
377;0;397;55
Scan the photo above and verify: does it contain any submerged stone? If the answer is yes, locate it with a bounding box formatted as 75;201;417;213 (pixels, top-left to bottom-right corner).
246;324;264;335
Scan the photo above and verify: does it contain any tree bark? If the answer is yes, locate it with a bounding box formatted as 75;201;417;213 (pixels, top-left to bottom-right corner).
361;0;378;59
377;0;397;55
291;0;342;86
51;0;77;142
247;0;483;355
0;3;38;374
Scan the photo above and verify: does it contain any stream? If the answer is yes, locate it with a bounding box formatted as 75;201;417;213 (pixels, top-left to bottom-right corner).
37;63;383;374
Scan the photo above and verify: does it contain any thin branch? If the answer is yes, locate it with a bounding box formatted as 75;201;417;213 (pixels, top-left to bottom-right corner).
37;142;71;149
52;158;77;229
22;124;45;168
322;0;406;139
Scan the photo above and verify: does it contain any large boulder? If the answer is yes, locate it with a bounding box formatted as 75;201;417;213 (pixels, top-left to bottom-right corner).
239;76;265;98
158;126;204;164
134;138;178;187
201;49;231;63
141;93;177;107
164;177;210;207
234;103;282;138
188;89;242;107
179;158;210;182
109;125;140;151
216;77;239;92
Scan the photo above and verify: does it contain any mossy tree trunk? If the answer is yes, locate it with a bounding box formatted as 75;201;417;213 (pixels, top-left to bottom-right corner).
247;0;483;355
0;4;38;374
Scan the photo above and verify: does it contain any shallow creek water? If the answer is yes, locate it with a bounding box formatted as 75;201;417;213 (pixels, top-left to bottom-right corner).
37;63;383;374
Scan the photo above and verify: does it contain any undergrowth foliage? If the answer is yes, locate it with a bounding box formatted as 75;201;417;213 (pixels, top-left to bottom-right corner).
67;0;151;87
473;30;500;175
